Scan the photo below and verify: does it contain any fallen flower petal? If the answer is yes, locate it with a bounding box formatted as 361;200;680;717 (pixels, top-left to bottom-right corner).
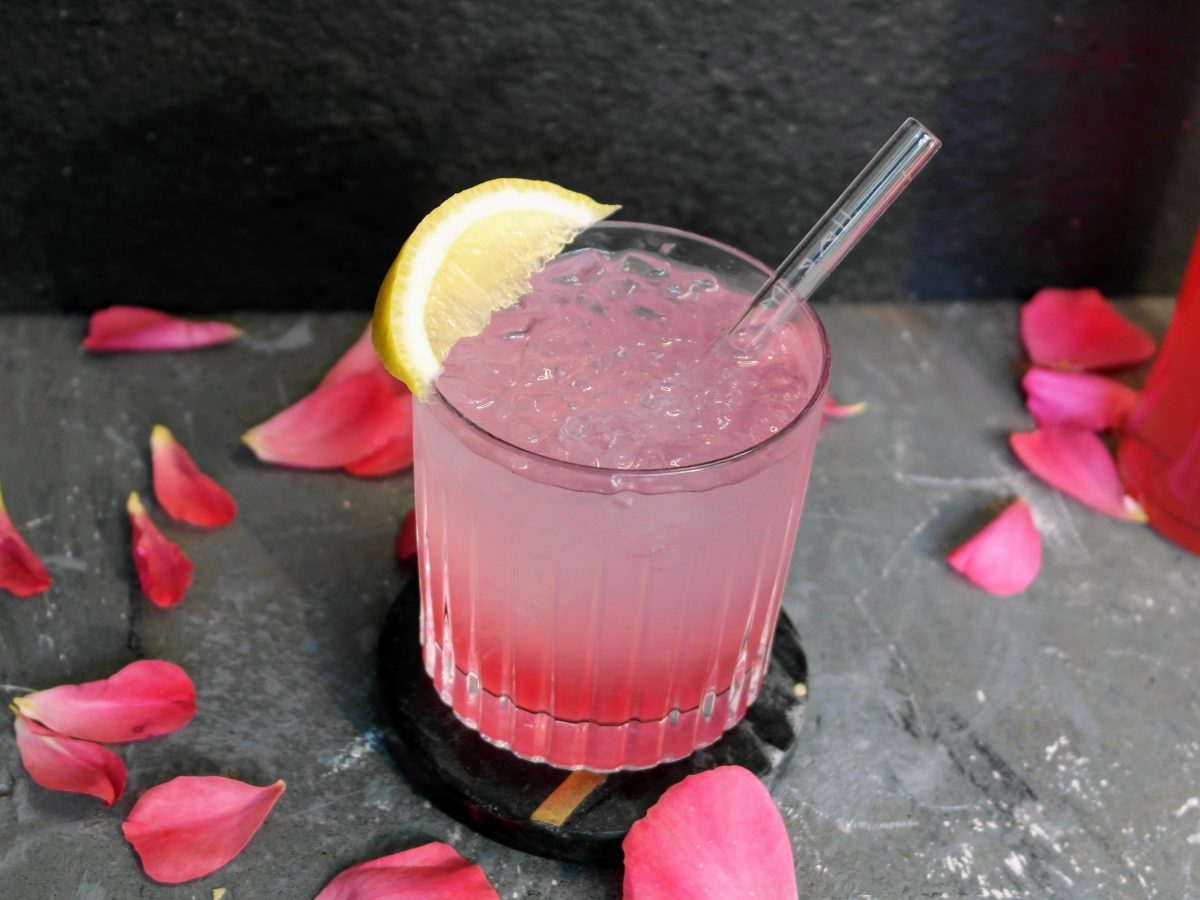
123;776;285;884
623;766;797;900
1022;368;1139;431
396;509;417;563
946;499;1042;595
151;425;237;528
344;400;414;477
320;326;410;396
319;326;378;388
83;306;241;352
822;396;868;420
243;371;409;469
13;659;195;743
14;713;126;805
128;492;194;608
315;842;498;900
0;483;52;598
1020;287;1156;371
1011;427;1147;522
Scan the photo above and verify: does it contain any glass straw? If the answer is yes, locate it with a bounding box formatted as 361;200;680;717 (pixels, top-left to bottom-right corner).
723;118;941;355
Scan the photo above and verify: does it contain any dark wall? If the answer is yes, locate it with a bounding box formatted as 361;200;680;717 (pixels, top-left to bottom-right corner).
2;0;1198;312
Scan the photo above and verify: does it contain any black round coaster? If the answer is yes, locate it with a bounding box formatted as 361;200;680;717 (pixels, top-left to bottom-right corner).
376;576;808;863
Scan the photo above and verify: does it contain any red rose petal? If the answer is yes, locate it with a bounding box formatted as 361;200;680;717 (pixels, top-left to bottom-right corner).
13;659;196;743
822;395;868;420
83;306;241;352
1020;287;1156;371
242;371;409;469
128;491;194;608
1022;368;1139;431
315;842;498;900
14;713;126;805
344;399;414;477
623;766;797;900
151;425;238;528
0;483;52;598
122;776;285;884
1010;426;1147;522
395;508;417;563
946;498;1042;595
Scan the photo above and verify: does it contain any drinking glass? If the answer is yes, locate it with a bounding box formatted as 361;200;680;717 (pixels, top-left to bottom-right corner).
411;222;830;771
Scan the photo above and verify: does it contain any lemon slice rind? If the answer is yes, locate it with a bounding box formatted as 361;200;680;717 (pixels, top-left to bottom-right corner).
373;178;619;400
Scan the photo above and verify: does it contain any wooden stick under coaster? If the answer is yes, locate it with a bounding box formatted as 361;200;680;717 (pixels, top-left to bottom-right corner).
530;771;608;827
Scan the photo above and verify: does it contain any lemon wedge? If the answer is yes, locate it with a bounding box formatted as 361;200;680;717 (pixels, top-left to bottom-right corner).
372;178;619;399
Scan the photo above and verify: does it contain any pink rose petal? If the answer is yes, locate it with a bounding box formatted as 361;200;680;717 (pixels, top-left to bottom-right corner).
242;370;408;469
122;776;285;884
1020;287;1156;371
13;659;195;744
1010;426;1147;522
395;508;417;563
83;306;241;352
14;713;126;805
822;395;868;420
946;499;1042;595
1022;368;1139;431
344;402;414;477
623;766;797;900
319;326;381;388
325;328;414;476
320;325;408;394
128;491;194;608
151;425;237;528
315;842;498;900
0;483;52;598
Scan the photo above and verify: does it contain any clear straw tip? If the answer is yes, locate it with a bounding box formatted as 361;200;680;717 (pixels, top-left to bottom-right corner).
725;118;941;355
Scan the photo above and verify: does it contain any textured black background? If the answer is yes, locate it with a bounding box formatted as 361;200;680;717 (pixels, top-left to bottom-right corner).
2;0;1198;312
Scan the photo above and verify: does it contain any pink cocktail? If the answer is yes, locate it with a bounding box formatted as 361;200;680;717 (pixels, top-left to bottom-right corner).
413;222;829;771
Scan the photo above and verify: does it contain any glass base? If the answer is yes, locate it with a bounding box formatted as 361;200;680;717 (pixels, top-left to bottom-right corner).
376;578;809;862
425;637;761;772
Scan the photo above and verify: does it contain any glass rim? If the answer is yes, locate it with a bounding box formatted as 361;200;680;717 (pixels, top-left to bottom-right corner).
430;220;832;481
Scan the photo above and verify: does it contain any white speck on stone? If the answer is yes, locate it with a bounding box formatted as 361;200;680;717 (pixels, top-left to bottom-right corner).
1045;736;1068;761
41;554;88;573
943;845;974;879
1174;797;1199;817
1187;834;1200;845
322;730;383;774
976;690;986;703
1005;853;1026;877
247;317;314;353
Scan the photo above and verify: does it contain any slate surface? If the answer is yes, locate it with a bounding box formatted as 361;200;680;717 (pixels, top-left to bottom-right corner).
1;300;1198;898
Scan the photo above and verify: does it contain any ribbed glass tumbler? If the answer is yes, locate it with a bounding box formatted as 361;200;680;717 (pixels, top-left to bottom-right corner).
410;223;830;771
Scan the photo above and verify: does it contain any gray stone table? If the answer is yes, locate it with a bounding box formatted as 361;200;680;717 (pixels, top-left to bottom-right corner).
1;300;1196;899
